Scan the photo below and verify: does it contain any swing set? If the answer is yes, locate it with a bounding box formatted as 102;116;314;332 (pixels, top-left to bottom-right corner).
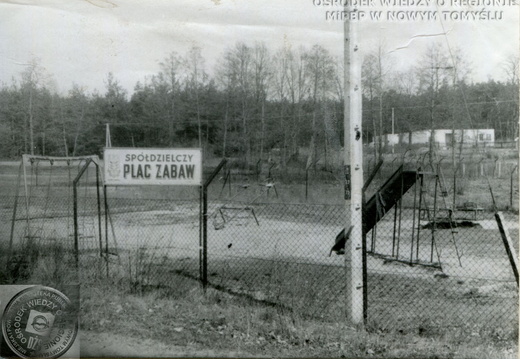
211;162;279;230
7;154;108;275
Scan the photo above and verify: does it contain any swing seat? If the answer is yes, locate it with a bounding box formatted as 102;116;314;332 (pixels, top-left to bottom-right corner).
213;222;225;230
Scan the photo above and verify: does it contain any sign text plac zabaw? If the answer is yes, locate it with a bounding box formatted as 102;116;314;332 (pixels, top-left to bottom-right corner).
103;148;202;186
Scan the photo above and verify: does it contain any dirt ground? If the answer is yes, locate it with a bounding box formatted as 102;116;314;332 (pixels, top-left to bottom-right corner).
8;204;518;283
80;331;264;358
101;207;519;281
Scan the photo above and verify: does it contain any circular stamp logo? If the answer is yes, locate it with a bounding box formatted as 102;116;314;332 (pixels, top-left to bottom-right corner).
1;286;78;358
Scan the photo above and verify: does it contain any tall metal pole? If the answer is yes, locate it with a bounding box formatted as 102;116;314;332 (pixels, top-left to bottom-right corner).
73;159;92;281
22;155;31;243
202;184;208;290
344;9;365;327
104;184;109;278
199;185;203;284
201;158;227;291
95;163;103;258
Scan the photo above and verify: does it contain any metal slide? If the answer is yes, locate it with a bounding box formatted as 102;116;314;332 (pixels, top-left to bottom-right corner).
331;166;421;255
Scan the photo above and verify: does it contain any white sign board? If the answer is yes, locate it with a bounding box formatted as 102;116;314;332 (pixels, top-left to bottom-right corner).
104;148;202;186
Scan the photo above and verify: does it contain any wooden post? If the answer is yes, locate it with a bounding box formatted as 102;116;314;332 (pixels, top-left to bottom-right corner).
495;212;519;286
344;7;365;327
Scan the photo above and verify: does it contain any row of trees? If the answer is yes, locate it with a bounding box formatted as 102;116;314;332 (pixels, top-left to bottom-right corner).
0;42;518;169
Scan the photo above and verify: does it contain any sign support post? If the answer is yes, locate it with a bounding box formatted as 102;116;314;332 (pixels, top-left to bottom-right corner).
344;7;365;327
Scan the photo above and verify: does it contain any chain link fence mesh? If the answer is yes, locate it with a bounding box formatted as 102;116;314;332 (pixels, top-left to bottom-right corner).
204;159;518;343
103;196;201;292
2;159;101;285
0;157;518;345
1;159;202;292
206;201;347;319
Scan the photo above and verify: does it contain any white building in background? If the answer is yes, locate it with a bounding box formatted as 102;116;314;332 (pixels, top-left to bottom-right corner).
373;129;495;148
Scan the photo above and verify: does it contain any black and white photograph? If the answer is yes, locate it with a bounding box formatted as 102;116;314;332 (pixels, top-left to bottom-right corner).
0;1;518;358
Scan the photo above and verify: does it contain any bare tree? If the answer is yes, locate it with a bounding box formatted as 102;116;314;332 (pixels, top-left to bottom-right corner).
215;58;236;158
67;84;89;156
501;54;519;143
502;55;519;85
376;43;393;156
20;58;48;155
216;43;254;164
416;43;452;165
304;44;335;171
391;70;417;96
271;45;294;170
185;46;207;151
158;52;182;146
362;53;380;162
230;43;253;165
286;46;309;158
445;46;471;165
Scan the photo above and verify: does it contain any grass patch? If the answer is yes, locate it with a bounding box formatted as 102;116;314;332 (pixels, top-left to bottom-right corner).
79;275;517;358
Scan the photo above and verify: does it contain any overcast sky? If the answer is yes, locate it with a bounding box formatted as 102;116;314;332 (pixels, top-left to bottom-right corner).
0;0;518;95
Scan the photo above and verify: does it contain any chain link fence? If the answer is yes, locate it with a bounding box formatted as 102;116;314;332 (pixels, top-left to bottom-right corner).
0;158;202;293
205;201;346;319
1;158;101;286
0;157;518;346
365;207;518;338
203;158;518;344
102;196;201;293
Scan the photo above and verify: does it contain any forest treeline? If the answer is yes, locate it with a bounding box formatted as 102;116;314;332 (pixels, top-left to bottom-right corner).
0;41;518;168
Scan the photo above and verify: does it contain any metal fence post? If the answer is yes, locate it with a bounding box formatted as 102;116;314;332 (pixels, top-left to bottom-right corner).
94;162;103;258
73;159;92;280
203;184;208;290
73;174;79;275
199;184;203;285
510;165;517;209
7;161;23;269
103;184;109;278
201;158;228;291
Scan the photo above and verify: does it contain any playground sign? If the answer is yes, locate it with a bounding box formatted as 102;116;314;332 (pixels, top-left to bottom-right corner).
104;148;202;186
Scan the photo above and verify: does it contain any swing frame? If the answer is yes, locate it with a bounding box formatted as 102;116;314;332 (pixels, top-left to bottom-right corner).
7;155;103;273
